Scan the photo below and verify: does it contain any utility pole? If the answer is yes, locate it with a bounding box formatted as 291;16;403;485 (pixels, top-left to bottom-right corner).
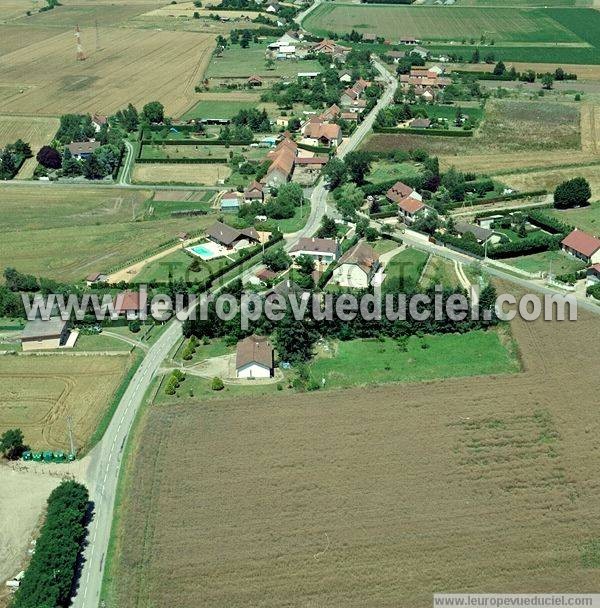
75;25;86;61
66;416;76;456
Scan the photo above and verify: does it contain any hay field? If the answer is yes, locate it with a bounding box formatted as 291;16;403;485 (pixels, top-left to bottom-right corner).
0;115;59;178
0;354;133;451
0;28;215;116
303;3;582;43
0;24;66;54
132;163;231;185
502;163;600;198
0;184;217;280
106;306;600;608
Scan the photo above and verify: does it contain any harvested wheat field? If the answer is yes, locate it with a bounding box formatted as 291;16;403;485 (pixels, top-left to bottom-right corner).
502;163;600;197
0;354;134;452
0;115;59;178
132;163;231;185
106;303;600;608
0;28;214;116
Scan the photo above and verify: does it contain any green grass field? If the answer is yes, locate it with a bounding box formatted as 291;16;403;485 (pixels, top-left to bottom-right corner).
548;201;600;236
384;247;430;287
181;99;267;121
504;250;587;275
132;248;237;284
310;331;519;389
368;161;421;185
304;3;600;64
0;185;218;281
303;3;582;43
206;42;323;79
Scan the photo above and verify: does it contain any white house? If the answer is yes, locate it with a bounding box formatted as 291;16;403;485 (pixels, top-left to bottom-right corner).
289;237;340;267
561;229;600;265
332;241;380;288
236;335;274;378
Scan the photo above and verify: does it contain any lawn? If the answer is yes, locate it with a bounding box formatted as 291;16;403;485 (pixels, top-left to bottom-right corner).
547;201;600;236
384;247;429;287
140;143;267;162
372;238;400;255
181;99;268;121
413;103;484;123
310;331;519;388
0;184;218;281
258;204;311;234
132;248;237;284
146;195;214;220
504;250;587;275
420;255;461;289
367;160;421;185
206;42;323;79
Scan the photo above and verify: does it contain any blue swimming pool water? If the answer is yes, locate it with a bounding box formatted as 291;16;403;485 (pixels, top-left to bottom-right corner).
190;244;214;259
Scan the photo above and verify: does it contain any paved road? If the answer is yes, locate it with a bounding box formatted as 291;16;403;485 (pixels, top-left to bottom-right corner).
73;321;182;608
71;54;399;608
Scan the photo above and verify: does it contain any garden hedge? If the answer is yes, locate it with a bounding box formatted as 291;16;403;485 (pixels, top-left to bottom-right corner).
373;126;474;137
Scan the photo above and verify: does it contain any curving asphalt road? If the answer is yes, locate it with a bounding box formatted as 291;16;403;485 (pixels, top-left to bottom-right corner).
71;57;399;608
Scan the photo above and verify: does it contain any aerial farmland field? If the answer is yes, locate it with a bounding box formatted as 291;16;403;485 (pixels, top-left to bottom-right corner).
0;27;214;116
0;115;59;178
303;3;583;43
104;309;600;608
0;353;134;452
0;185;217;280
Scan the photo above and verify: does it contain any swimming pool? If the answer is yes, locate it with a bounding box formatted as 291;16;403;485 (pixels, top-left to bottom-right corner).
187;241;225;260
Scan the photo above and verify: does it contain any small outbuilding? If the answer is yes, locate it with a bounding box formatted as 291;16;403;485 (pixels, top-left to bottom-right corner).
21;318;70;351
236;335;274;378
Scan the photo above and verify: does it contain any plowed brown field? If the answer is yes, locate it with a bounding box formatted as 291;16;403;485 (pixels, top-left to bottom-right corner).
107;294;600;608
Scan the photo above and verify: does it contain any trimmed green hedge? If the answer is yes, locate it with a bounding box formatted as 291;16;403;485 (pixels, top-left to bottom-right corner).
446;189;547;210
12;481;89;608
136;157;228;164
488;232;563;259
297;142;333;155
141;139;255;146
437;233;485;257
526;209;573;235
373;126;474;137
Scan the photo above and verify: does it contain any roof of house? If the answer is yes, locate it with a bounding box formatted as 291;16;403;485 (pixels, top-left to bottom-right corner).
342;87;359;101
92;114;107;125
268;279;310;299
410;118;431;128
387;50;405;59
266;137;297;178
291;236;338;255
561;229;600;257
313;39;350;54
341;112;358;120
207;221;259;246
398;197;425;214
244;181;264;197
22;318;67;340
256;268;277;281
320;103;341;120
295;156;329;165
386;180;415;204
114;291;144;313
362;33;377;41
236;335;274;370
588;263;600;274
338;241;379;274
303;122;341;142
86;272;103;282
455;221;493;242
221;190;239;201
247;74;263;84
67;141;100;155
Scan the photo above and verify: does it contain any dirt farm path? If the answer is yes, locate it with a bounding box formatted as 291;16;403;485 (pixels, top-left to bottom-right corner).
107;236;204;283
580;103;600;155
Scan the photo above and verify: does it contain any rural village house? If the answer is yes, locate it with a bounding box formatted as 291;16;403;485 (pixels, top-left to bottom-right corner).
206;221;260;250
561;229;600;265
290;237;340;268
236;334;275;379
332;241;380;289
21;318;71;352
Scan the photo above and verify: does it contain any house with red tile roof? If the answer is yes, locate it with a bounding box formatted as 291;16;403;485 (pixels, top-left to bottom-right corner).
561;229;600;264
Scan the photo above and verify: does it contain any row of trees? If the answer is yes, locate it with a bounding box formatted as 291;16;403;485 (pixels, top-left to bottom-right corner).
183;283;499;364
0;139;32;180
12;481;89;608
